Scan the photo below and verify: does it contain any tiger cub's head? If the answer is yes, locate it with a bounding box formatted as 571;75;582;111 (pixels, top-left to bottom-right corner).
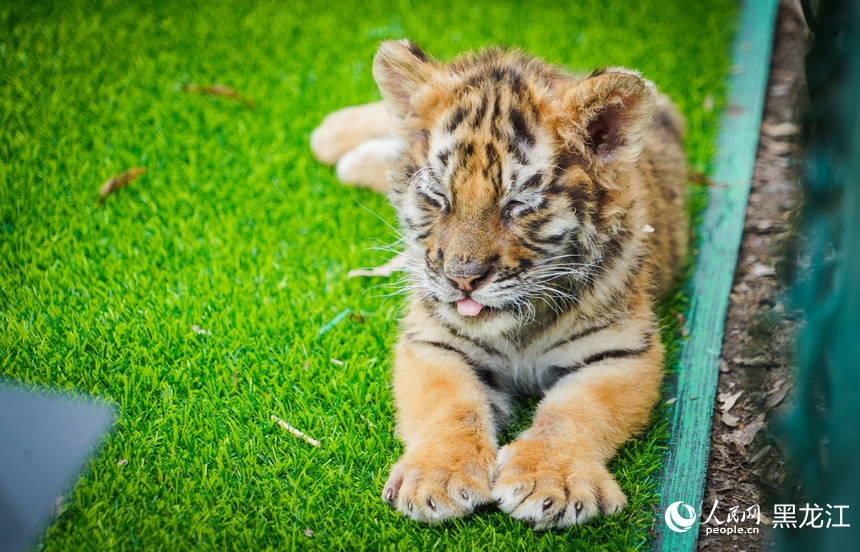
374;40;658;334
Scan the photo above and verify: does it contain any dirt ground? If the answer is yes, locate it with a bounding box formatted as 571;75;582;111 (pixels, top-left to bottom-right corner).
697;2;810;550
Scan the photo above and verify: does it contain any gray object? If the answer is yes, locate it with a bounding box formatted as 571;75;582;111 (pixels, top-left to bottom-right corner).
0;387;114;552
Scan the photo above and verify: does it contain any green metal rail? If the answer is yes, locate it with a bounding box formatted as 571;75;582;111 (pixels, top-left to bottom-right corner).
655;1;779;550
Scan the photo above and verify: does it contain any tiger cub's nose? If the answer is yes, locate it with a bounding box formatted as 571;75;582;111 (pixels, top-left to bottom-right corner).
445;262;492;292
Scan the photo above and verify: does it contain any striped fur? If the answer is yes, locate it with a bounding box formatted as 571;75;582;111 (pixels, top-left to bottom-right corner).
311;40;688;530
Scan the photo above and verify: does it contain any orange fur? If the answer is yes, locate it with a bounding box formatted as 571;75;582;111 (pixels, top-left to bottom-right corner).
311;40;688;530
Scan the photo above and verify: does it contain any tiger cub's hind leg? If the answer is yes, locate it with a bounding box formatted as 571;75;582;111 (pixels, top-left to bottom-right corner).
310;101;391;163
310;101;400;192
335;136;402;193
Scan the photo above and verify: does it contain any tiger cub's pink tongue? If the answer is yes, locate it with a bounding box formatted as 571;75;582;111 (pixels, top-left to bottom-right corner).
456;298;485;317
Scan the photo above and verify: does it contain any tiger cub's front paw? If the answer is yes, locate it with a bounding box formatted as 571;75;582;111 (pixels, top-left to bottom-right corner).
382;445;495;523
492;440;627;530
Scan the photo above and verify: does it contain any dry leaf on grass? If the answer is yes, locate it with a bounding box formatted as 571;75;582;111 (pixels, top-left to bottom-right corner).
270;414;320;448
51;495;65;517
688;171;713;187
673;310;689;336
97;167;145;204
347;252;409;279
181;83;256;108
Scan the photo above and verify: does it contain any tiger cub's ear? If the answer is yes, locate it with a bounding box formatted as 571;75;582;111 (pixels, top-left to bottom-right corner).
372;39;440;125
560;68;658;171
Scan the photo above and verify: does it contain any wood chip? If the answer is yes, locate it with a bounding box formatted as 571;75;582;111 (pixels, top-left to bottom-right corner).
719;358;730;373
765;380;792;408
761;122;800;138
97;167;145;204
665;397;677;405
750;263;776;278
732;416;765;447
347;252;409;278
761;138;794;155
721;412;741;427
181;83;256;108
746;220;774;234
718;390;744;412
271;415;321;447
710;443;729;459
750;445;772;464
732;356;772;367
769;82;792;97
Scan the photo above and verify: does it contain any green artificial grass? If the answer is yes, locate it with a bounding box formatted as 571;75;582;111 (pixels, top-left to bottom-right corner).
0;0;736;549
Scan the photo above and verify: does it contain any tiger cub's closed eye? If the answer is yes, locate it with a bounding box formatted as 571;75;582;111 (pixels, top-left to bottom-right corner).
501;198;541;220
417;188;449;212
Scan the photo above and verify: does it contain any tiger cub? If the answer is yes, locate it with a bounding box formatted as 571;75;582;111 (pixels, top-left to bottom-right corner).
311;40;688;530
